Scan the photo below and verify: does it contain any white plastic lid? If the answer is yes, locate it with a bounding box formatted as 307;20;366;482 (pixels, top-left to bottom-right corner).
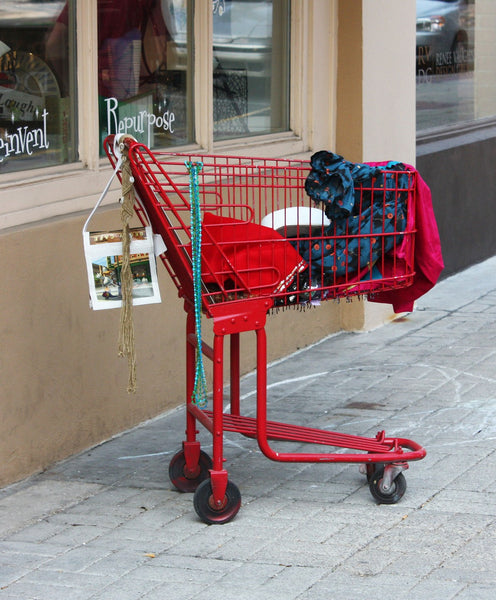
261;206;330;237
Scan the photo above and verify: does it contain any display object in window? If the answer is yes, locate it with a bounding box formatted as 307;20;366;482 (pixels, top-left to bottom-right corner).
0;1;76;172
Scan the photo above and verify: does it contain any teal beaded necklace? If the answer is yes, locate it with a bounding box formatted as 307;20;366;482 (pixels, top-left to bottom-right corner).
186;160;208;408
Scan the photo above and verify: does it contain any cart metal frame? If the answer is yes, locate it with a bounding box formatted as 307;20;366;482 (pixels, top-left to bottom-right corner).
105;135;426;524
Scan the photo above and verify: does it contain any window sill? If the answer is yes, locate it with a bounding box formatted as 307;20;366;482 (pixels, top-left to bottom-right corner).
213;131;306;158
417;117;496;156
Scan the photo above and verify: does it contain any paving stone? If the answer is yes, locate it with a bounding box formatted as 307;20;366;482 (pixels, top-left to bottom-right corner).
404;578;465;600
4;571;112;600
450;584;496;600
299;573;421;600
84;575;161;600
0;481;104;537
40;545;116;573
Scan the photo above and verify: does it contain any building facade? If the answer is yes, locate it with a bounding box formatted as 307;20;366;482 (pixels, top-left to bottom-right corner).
1;0;493;486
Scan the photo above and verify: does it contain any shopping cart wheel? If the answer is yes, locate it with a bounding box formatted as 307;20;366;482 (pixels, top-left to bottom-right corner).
193;479;241;524
369;467;407;504
169;449;213;493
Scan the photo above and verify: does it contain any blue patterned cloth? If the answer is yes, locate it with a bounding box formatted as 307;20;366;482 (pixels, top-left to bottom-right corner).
297;151;409;279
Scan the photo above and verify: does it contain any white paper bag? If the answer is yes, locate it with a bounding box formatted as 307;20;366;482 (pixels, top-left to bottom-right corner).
83;226;162;310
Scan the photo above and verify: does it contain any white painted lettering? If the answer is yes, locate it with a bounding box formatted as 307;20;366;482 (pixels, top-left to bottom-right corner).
0;108;51;163
42;109;49;149
104;97;177;147
26;130;34;155
105;97;119;134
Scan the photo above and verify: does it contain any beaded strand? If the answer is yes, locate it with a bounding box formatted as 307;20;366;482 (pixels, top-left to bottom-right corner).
186;160;208;408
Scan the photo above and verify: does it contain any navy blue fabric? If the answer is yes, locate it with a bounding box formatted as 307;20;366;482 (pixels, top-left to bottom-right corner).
304;151;384;220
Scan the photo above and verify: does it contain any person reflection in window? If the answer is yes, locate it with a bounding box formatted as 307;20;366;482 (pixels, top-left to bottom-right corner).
47;0;169;101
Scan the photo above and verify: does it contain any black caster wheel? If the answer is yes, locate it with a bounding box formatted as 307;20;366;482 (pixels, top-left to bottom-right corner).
169;449;212;493
193;479;241;524
369;466;407;504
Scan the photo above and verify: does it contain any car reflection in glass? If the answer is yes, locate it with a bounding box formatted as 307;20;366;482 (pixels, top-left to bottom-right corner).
167;0;273;78
416;0;474;75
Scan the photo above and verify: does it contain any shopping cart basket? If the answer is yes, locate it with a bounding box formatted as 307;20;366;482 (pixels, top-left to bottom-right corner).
104;135;426;524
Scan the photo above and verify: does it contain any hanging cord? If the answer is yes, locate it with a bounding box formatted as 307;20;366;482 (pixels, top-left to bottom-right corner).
118;144;137;393
186;160;208;408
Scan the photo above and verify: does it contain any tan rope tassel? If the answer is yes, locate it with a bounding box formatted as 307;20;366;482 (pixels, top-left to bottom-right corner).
118;147;137;393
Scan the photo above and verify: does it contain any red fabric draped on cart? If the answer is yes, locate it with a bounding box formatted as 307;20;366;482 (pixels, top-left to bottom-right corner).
199;212;307;296
368;165;444;313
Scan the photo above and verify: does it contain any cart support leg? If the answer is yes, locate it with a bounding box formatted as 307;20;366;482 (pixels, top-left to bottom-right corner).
212;333;226;472
209;333;230;504
185;310;198;444
210;469;229;507
230;333;240;416
255;327;273;456
182;441;202;476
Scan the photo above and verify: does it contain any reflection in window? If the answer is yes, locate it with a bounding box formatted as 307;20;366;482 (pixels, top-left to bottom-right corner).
0;0;76;173
416;0;496;132
98;0;192;151
212;0;290;141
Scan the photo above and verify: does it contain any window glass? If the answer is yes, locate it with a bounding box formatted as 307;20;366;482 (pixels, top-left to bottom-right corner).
212;0;290;141
416;0;496;132
98;0;192;151
0;0;76;173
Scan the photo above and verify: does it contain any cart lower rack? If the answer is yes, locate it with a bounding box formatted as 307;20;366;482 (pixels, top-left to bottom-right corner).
105;135;427;524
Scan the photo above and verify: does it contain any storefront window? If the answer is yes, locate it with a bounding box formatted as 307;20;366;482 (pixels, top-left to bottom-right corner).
0;0;76;173
212;0;290;140
1;1;292;172
98;0;192;151
416;0;496;132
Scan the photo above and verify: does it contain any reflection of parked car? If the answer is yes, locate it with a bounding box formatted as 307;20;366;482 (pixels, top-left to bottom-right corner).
416;0;474;73
212;0;273;77
166;0;273;78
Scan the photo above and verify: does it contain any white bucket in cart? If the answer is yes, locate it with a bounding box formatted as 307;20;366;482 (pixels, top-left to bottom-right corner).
261;206;330;237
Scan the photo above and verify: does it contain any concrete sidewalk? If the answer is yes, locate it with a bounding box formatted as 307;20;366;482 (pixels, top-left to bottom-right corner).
1;257;496;600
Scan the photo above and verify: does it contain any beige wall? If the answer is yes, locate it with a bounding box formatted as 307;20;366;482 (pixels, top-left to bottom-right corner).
336;0;363;161
475;0;496;119
362;0;416;165
337;0;416;164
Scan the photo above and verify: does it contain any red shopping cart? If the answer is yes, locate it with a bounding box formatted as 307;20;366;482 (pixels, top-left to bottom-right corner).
104;135;426;524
